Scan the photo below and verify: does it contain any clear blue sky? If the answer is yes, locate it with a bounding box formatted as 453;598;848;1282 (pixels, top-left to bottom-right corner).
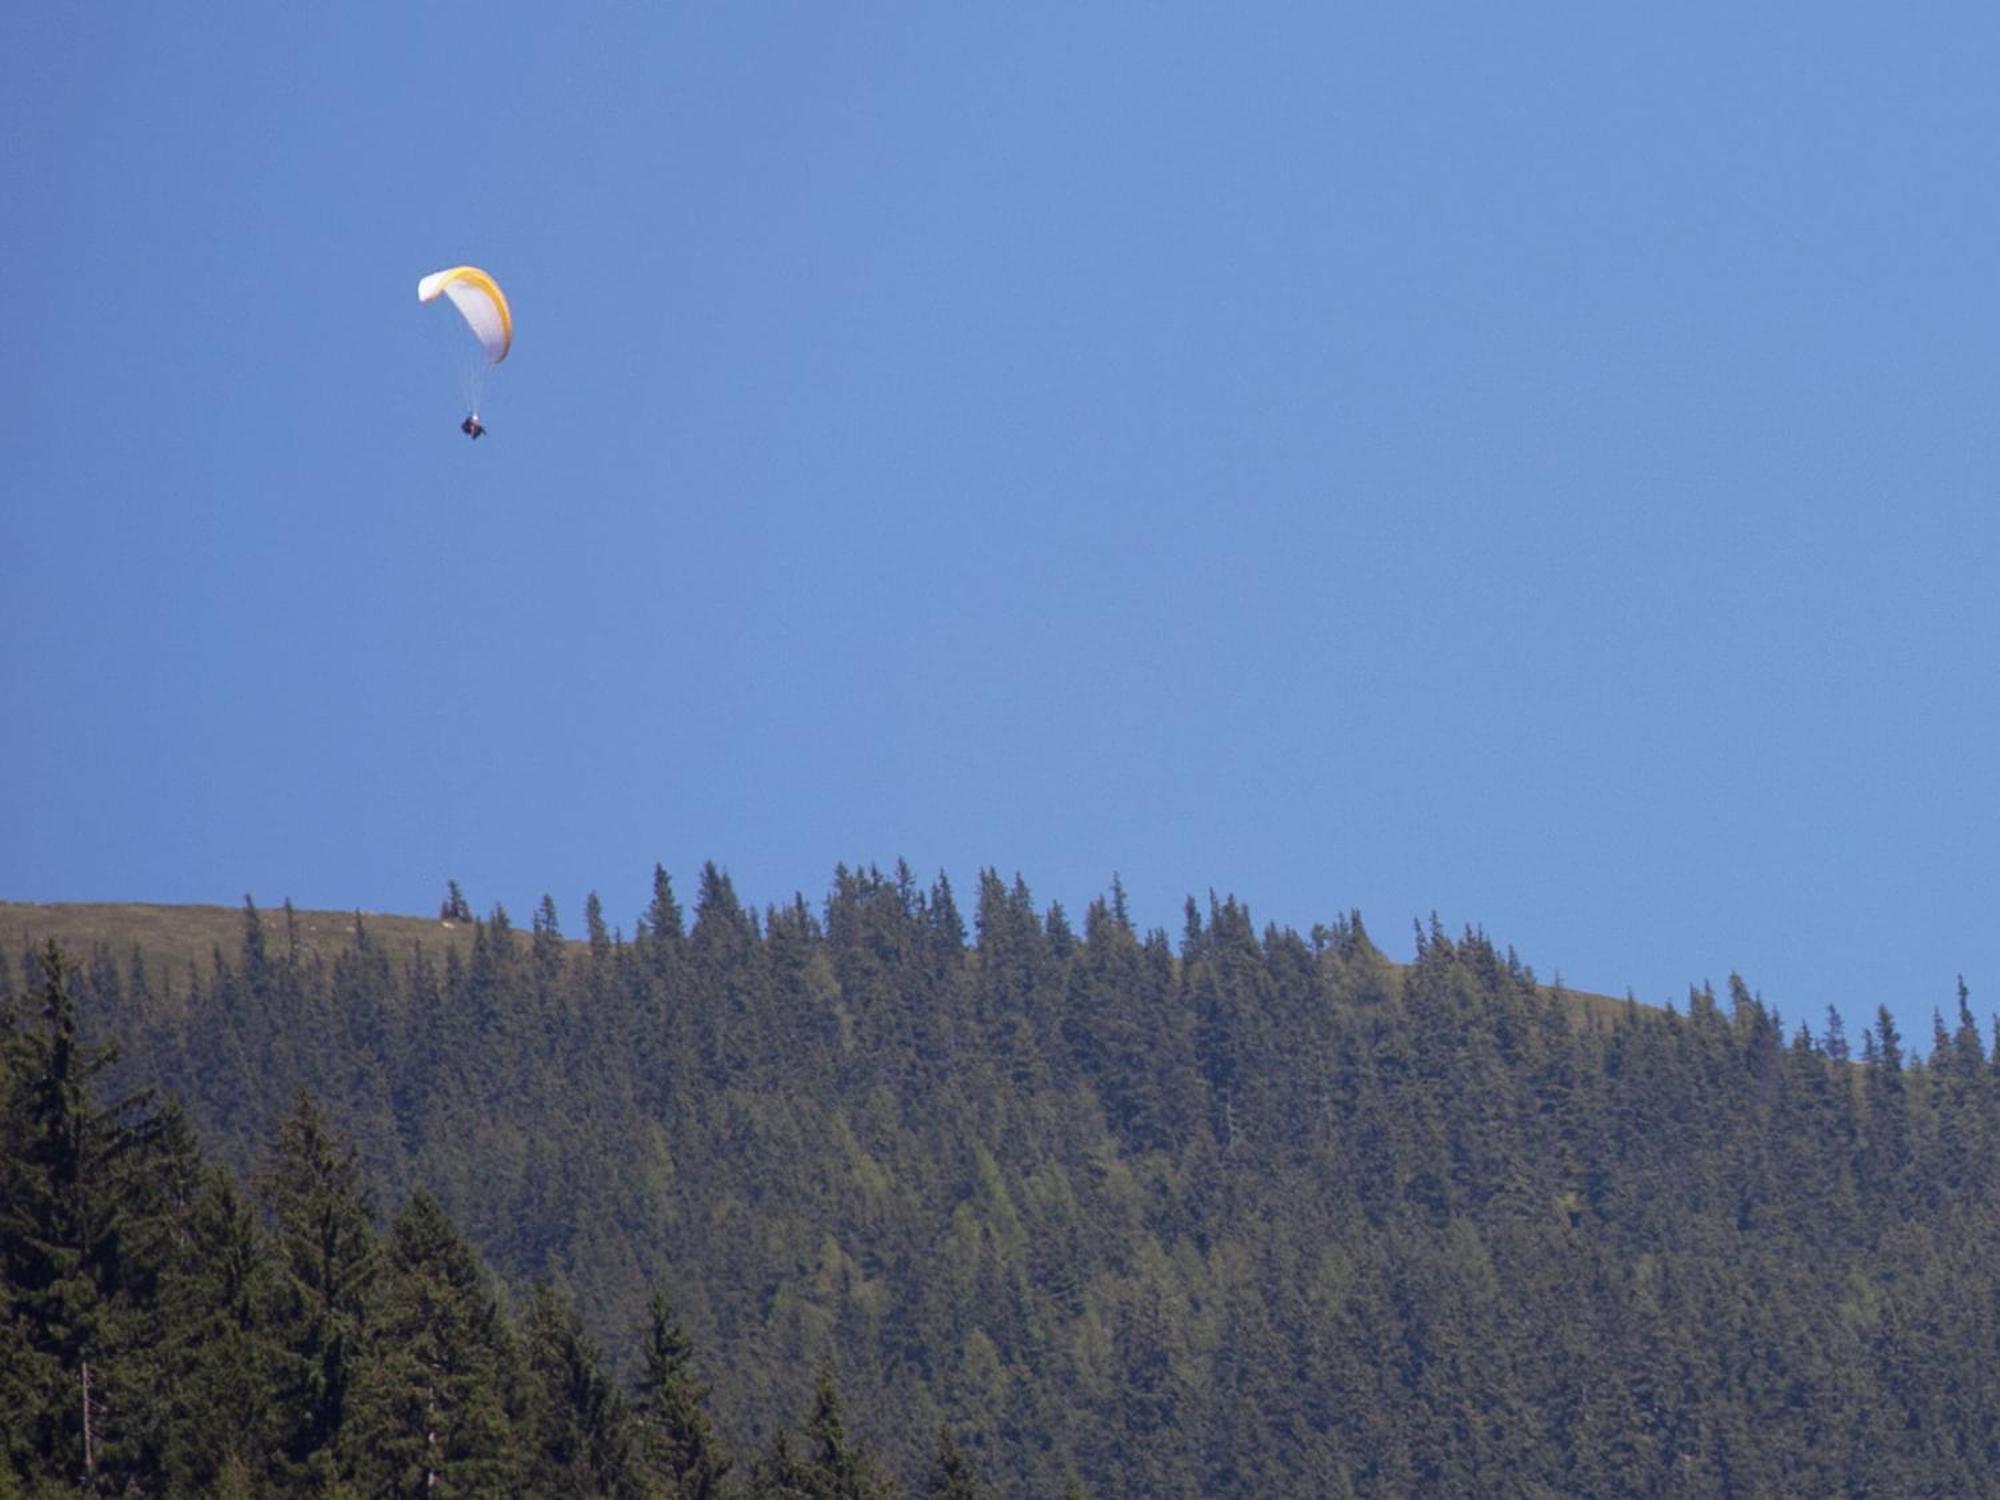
7;5;1999;1046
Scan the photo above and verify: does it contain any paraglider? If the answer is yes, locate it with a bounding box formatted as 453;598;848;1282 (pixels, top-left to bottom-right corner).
417;265;511;438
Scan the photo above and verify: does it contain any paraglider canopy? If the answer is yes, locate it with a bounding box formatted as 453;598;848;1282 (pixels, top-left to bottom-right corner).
417;266;512;364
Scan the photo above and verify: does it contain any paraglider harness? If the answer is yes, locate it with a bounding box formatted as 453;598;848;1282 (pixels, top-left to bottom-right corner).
461;414;486;440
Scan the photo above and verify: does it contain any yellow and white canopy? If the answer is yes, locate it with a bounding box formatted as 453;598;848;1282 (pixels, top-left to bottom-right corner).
417;266;512;364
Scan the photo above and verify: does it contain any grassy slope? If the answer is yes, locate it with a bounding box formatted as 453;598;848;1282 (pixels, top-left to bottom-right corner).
0;900;485;996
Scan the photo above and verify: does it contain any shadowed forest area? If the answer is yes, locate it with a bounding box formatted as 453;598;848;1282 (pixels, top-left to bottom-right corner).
6;866;1999;1496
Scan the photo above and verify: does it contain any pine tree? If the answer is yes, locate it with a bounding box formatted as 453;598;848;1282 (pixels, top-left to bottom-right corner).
924;1426;992;1500
261;1092;380;1487
799;1363;895;1500
631;1289;732;1500
750;1429;817;1500
96;1101;220;1488
523;1281;643;1498
0;943;165;1491
642;865;686;970
154;1167;280;1493
533;896;565;983
690;863;765;1081
346;1191;520;1497
1953;977;1985;1071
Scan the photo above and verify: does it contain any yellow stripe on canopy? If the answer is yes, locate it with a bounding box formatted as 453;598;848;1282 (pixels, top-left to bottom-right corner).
417;266;513;362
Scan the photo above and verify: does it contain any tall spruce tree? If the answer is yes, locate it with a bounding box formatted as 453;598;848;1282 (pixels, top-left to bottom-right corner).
0;943;165;1491
799;1363;896;1500
346;1190;520;1497
522;1281;644;1499
631;1288;732;1500
923;1427;991;1500
261;1092;380;1487
750;1429;817;1500
154;1167;280;1494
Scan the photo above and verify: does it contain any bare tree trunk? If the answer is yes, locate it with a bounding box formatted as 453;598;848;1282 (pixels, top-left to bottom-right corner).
81;1358;95;1482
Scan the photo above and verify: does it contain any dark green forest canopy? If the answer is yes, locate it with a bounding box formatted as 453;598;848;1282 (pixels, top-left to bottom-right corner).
6;867;1999;1497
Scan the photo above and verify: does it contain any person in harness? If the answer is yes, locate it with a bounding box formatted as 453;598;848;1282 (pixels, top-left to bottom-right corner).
461;413;486;440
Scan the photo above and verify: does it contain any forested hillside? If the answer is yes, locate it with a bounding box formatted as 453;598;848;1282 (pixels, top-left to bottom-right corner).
8;866;2000;1497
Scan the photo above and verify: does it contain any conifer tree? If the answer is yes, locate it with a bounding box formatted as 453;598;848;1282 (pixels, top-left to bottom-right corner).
927;872;965;962
522;1281;643;1499
632;1288;732;1500
0;944;164;1490
261;1093;380;1486
799;1362;895;1500
533;895;565;982
750;1429;817;1500
644;864;686;954
1954;977;1985;1070
346;1190;520;1497
923;1426;991;1500
154;1167;280;1493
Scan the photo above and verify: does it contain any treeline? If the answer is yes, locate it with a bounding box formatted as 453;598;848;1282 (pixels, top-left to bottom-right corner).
13;864;2000;1495
0;944;994;1498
